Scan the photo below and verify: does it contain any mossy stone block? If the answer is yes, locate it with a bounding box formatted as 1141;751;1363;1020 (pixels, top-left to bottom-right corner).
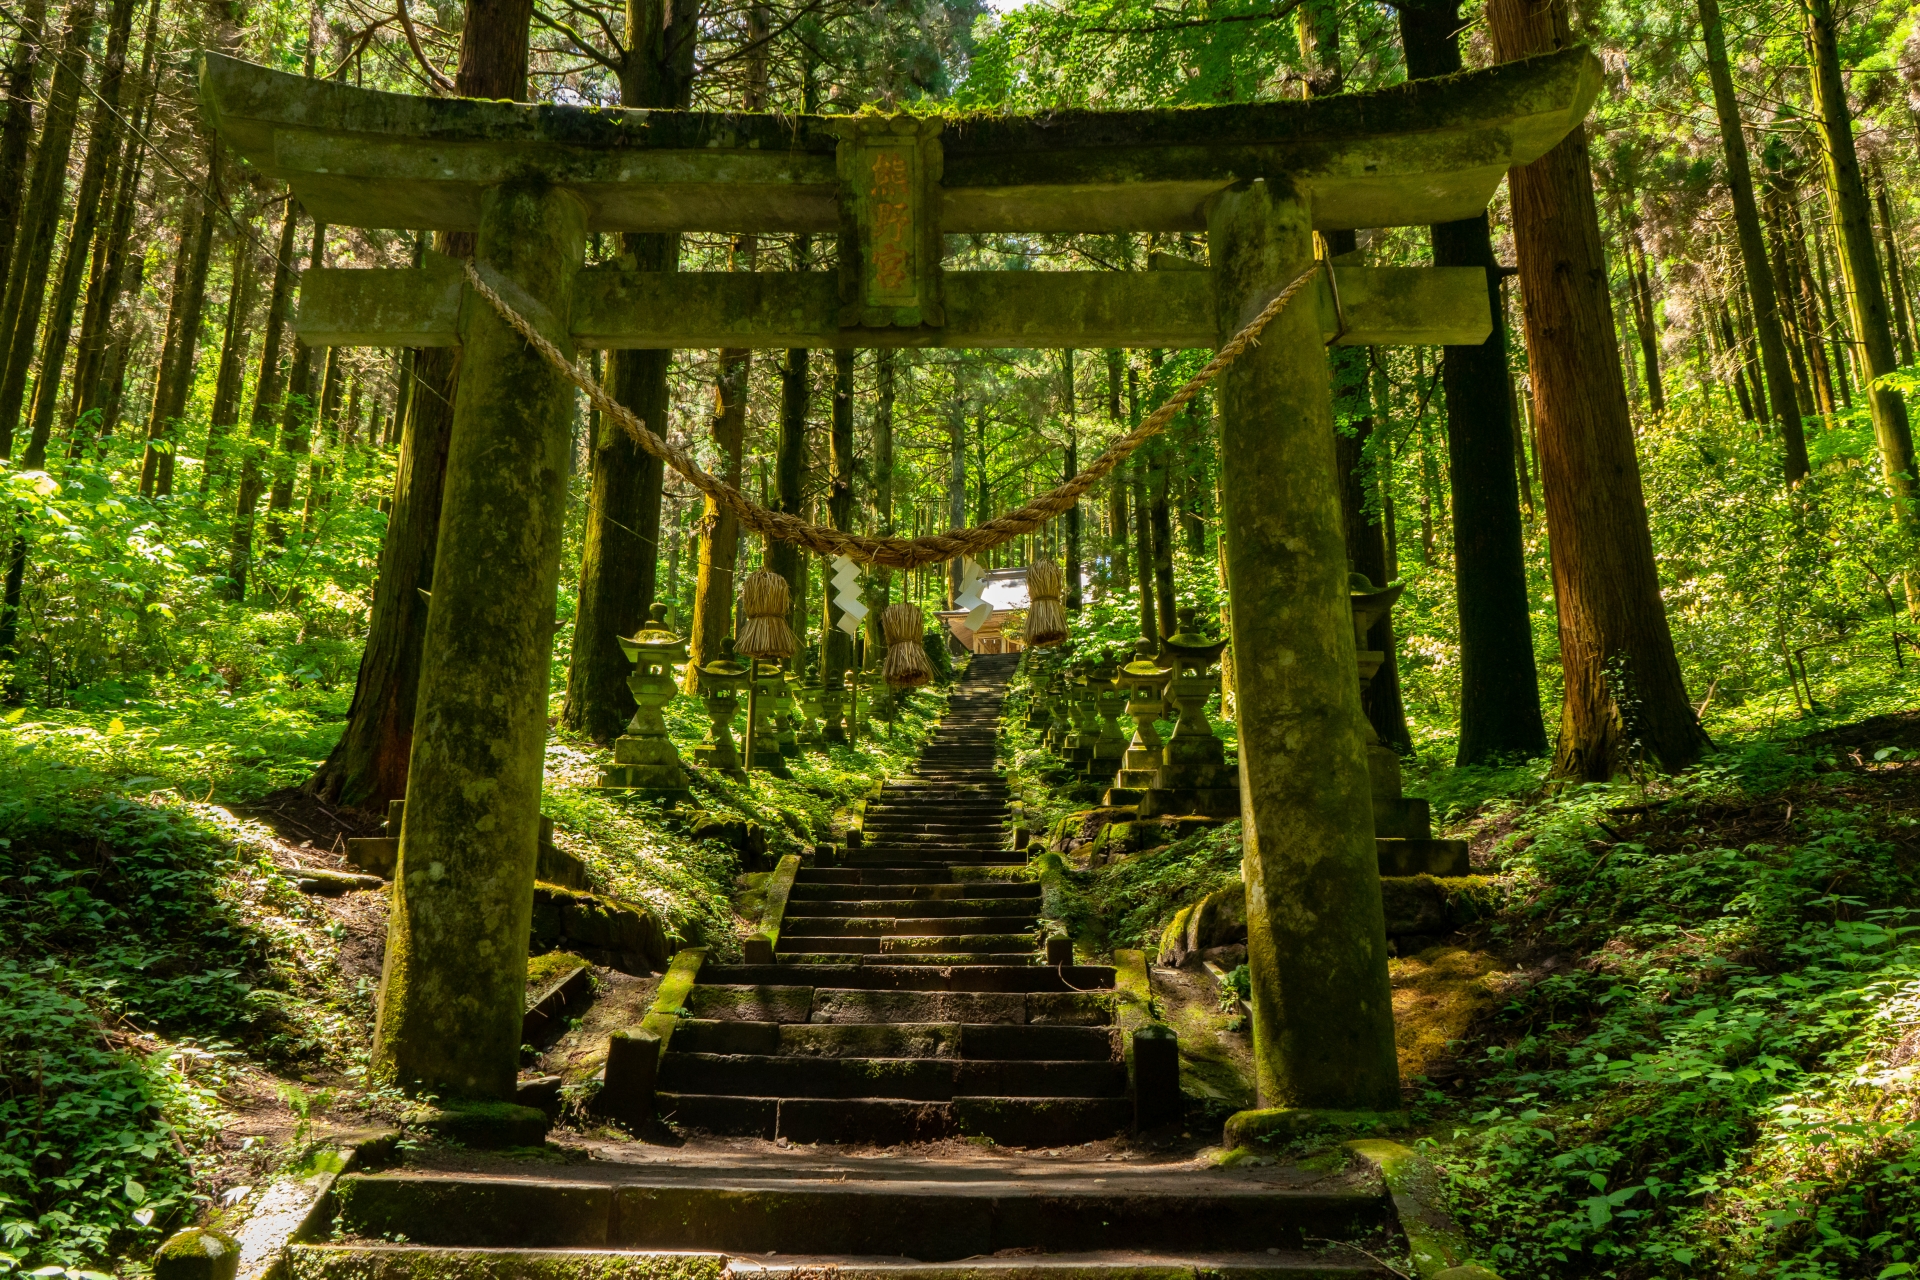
1223;1105;1409;1148
403;1100;551;1147
154;1227;240;1280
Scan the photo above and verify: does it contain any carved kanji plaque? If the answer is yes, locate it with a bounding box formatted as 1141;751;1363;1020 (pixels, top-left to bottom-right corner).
833;116;944;331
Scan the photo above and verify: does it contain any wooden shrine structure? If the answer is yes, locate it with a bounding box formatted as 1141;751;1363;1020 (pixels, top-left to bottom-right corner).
196;48;1599;1114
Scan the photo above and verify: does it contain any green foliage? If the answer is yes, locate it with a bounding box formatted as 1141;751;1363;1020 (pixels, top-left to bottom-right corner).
1432;744;1920;1279
1046;820;1242;956
0;749;308;1274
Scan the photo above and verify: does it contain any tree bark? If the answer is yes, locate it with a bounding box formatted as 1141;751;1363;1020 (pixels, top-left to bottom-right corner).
687;343;748;684
0;0;95;462
820;347;856;699
1487;0;1710;778
772;339;809;629
264;220;325;539
865;347;895;664
1874;162;1916;364
228;205;299;601
1809;0;1920;550
140;147;221;499
202;233;257;489
1618;198;1665;415
1696;0;1808;476
70;0;156;451
0;0;49;322
17;0;133;477
304;0;535;805
558;0;695;740
946;370;966;607
1061;349;1082;610
1395;0;1544;763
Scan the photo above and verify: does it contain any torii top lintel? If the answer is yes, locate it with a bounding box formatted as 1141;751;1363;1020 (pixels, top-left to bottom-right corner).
197;48;1601;238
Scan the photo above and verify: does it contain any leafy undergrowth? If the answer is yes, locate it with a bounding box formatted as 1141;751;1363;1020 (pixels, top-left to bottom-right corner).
1044;820;1243;957
1416;714;1920;1280
0;741;392;1277
1;675;944;1276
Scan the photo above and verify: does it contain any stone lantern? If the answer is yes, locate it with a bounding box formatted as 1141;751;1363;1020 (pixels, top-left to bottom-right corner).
1060;661;1102;773
746;658;792;777
1103;641;1173;807
599;603;693;804
1088;651;1132;781
793;664;826;750
692;637;751;781
771;661;802;758
1138;608;1239;819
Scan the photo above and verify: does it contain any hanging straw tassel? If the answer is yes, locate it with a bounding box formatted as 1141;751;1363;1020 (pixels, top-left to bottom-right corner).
881;602;934;688
738;569;797;660
1025;559;1068;647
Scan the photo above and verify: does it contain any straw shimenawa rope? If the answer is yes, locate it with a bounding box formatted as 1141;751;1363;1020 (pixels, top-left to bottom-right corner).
462;257;1320;570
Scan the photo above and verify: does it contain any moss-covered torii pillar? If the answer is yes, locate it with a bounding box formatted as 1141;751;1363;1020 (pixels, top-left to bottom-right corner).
371;182;587;1099
1209;178;1400;1114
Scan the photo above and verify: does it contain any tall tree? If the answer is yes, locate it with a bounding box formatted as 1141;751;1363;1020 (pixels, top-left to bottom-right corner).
822;347;856;729
202;234;258;490
0;0;49;321
18;0;136;474
228;206;299;601
559;0;698;742
0;0;96;462
137;145;221;498
1487;0;1710;778
304;0;534;805
1397;0;1546;764
262;219;325;535
1807;0;1920;564
1061;349;1082;610
1696;0;1808;478
69;0;158;451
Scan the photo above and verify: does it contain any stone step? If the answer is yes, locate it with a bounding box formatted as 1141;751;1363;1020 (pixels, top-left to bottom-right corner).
658;1093;1133;1145
788;882;1039;901
696;965;1114;991
325;1171;1395;1256
798;868;1028;886
784;915;1037;937
289;1245;1393;1280
668;1019;1121;1060
685;984;1112;1024
852;855;1016;866
786;897;1038;917
779;935;1040;956
657;1053;1128;1100
777;952;1043;967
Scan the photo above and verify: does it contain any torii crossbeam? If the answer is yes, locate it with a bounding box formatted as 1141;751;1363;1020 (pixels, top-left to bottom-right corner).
196;48;1598;1116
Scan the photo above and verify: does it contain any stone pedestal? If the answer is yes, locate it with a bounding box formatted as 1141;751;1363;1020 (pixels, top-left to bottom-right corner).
1089;679;1131;779
1211;179;1399;1113
691;640;749;781
820;687;849;745
795;679;825;749
1138;610;1240;819
773;665;802;758
1060;672;1100;772
599;604;692;803
1104;645;1171;807
746;663;792;777
372;183;586;1101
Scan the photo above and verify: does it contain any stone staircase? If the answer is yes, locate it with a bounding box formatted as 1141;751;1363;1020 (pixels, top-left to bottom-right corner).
277;653;1405;1280
654;651;1138;1146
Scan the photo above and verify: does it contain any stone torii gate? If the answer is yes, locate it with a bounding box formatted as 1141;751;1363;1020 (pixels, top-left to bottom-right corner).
197;49;1597;1117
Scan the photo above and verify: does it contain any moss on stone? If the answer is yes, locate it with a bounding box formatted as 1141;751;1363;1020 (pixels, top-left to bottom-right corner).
153;1227;239;1280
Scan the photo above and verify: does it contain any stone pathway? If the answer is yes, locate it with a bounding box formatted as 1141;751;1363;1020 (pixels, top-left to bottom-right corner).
655;651;1135;1146
289;655;1401;1278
